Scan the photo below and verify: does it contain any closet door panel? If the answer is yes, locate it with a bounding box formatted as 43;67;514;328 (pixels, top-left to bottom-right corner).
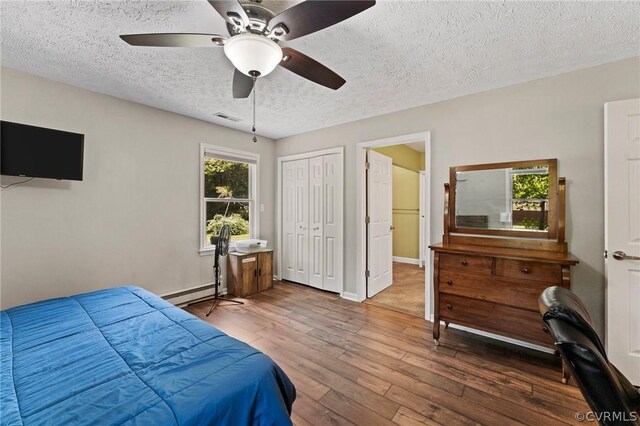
323;153;343;293
282;161;297;281
294;159;309;284
308;156;324;289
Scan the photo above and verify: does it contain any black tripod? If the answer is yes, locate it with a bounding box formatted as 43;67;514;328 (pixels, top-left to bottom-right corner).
206;226;243;316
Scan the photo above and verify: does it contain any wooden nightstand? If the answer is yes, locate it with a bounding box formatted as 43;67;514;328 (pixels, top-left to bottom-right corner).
227;249;273;297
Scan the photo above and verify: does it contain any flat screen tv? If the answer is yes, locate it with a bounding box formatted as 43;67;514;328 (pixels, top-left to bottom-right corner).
1;121;84;181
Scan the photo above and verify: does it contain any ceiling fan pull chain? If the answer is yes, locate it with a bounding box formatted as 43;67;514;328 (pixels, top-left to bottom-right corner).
252;75;257;143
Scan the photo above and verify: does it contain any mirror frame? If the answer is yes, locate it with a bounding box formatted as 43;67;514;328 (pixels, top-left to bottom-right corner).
449;159;558;239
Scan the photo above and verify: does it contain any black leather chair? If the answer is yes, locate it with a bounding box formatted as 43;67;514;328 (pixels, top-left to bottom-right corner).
539;286;640;426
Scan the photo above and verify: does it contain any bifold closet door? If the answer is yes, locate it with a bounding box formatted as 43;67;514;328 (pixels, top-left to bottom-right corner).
308;156;324;289
282;159;309;284
322;153;343;293
281;152;343;292
282;160;296;282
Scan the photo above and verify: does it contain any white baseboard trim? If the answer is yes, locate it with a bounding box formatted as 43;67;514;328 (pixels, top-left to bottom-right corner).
392;256;420;265
341;291;360;302
428;315;553;354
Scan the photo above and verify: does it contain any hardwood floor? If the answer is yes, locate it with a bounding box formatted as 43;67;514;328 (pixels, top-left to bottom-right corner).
185;281;588;426
365;262;425;318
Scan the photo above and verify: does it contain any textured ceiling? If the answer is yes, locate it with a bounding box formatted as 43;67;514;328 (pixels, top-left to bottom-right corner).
1;1;639;139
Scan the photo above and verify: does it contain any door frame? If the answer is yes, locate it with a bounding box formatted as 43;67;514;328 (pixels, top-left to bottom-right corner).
356;131;432;320
276;147;345;290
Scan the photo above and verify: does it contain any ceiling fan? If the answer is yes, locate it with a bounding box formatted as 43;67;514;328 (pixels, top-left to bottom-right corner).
120;0;376;99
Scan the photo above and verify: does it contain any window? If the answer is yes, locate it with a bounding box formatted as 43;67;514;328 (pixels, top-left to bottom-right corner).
200;144;258;252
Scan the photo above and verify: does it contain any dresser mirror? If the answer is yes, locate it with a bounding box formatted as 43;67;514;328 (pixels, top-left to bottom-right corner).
450;159;558;239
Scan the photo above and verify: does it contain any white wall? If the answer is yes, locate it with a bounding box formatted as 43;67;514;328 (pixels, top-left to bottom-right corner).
0;68;276;309
276;56;640;335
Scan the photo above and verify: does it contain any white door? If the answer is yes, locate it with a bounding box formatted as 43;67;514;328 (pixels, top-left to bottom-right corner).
282;159;309;285
282;160;297;282
367;150;393;297
308;156;324;289
323;153;343;293
605;98;640;385
294;159;310;285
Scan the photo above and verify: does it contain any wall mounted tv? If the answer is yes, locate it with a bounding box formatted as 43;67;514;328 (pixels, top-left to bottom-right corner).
1;121;84;181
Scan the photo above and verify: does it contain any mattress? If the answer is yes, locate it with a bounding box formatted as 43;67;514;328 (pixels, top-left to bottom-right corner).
0;286;295;425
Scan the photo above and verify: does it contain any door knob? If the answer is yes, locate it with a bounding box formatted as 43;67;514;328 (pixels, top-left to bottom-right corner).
612;251;640;261
390;225;395;231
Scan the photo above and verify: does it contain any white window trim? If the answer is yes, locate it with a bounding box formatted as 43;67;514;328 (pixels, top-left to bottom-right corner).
199;143;260;255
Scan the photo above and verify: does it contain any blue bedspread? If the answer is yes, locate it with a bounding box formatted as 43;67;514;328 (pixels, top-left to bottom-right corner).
0;286;295;425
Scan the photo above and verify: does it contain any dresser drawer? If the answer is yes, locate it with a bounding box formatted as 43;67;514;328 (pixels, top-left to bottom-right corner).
439;294;553;346
439;271;551;311
495;258;561;283
439;253;492;275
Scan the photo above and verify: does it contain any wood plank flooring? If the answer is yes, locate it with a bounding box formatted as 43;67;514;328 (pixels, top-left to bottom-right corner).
365;262;425;318
185;281;588;426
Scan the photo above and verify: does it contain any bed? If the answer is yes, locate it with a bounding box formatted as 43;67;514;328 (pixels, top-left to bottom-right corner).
0;286;296;425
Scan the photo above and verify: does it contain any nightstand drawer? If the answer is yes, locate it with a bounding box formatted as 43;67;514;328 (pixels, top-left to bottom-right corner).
439;270;552;311
439;253;492;275
495;258;561;283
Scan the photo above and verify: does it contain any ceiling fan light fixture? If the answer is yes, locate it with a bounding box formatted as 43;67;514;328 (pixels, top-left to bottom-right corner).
224;33;282;78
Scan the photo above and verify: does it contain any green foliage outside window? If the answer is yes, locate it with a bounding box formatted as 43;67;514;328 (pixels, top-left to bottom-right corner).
204;158;249;199
204;158;251;242
206;213;250;236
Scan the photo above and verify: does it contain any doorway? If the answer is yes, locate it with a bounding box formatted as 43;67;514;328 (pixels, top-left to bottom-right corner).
364;143;426;317
356;132;431;319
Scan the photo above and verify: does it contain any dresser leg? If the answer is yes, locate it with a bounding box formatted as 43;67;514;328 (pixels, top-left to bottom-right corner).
434;339;439;346
433;318;440;345
444;321;450;329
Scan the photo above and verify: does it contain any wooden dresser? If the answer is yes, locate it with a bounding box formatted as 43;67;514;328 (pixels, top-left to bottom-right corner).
431;159;579;358
431;243;578;347
227;249;273;297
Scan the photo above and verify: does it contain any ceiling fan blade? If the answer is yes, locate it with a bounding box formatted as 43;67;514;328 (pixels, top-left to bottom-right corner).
267;0;375;41
233;69;255;98
279;48;345;90
207;0;250;29
120;33;226;47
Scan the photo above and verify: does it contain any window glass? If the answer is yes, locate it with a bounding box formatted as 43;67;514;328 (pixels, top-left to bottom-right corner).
204;157;249;199
205;201;250;243
202;153;255;249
